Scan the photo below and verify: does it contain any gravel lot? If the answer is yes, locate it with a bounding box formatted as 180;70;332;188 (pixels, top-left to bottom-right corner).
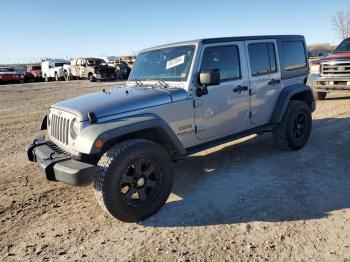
0;80;349;261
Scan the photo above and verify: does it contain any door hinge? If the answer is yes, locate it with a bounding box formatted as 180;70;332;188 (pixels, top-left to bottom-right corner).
249;89;252;96
193;99;203;108
249;111;252;118
194;125;198;133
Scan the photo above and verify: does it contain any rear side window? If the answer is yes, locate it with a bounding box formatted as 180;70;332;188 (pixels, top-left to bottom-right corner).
248;42;277;76
201;45;241;81
281;41;307;71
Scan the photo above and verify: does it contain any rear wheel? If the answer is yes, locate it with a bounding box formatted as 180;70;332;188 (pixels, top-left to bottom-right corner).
273;100;312;150
314;91;327;100
93;139;173;222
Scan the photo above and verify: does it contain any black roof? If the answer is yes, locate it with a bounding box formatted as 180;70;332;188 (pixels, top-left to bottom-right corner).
201;35;304;44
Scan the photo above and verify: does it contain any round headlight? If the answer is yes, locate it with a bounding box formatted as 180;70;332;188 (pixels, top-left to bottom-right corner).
70;118;80;139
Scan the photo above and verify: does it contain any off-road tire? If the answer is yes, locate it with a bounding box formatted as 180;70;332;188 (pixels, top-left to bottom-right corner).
64;70;70;81
314;91;327;100
93;139;173;222
273;100;312;150
55;72;59;81
89;73;96;82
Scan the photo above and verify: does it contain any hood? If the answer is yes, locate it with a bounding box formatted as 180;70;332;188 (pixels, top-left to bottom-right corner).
53;86;187;121
321;52;350;61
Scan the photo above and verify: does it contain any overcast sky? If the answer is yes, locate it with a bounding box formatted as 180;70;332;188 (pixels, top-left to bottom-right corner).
0;0;349;64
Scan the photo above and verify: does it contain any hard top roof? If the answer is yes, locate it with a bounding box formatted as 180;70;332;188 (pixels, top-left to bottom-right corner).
141;35;305;52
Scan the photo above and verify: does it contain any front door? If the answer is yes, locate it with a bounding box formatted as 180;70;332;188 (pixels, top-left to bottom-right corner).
194;42;250;140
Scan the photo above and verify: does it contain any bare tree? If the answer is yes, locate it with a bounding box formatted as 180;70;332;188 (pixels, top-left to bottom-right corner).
332;10;350;39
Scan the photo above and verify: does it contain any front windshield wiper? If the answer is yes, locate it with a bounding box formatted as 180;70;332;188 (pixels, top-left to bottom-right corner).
131;79;144;87
156;78;168;88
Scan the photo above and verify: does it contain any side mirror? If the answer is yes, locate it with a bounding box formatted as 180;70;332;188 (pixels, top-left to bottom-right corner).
197;69;220;97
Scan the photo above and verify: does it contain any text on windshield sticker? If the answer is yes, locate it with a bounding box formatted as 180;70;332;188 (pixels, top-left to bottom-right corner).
166;55;185;70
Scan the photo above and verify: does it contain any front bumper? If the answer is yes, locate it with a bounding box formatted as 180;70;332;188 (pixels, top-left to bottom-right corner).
308;74;350;92
27;136;96;186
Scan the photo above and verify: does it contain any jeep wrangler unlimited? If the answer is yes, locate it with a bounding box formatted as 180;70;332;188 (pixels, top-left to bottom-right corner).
27;35;315;222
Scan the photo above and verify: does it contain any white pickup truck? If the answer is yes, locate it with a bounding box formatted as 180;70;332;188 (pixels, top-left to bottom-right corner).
41;59;68;82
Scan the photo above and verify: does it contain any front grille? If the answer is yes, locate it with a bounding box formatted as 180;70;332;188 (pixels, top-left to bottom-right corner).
322;62;350;75
50;114;70;145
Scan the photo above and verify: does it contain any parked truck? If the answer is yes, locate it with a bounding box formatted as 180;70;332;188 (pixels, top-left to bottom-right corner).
308;37;350;100
66;57;116;82
41;59;68;82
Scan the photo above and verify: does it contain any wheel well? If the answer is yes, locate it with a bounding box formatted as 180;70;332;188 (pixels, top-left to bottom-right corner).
88;72;93;77
290;91;314;110
101;128;178;158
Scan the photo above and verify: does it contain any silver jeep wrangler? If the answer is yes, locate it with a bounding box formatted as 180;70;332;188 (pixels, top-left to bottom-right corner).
27;35;315;222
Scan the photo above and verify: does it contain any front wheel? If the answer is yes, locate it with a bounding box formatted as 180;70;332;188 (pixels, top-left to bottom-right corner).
64;70;70;81
93;139;173;222
89;74;96;82
55;72;59;81
273;100;312;150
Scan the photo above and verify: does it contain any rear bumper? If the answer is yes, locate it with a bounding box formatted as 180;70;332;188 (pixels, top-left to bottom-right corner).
27;136;96;186
308;74;350;92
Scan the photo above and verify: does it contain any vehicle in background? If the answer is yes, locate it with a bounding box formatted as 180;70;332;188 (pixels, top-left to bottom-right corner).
99;56;131;79
308;49;333;60
28;35;315;222
0;67;24;84
28;64;42;80
69;57;116;81
308;37;350;100
41;59;68;82
99;56;118;67
119;55;136;68
114;58;131;79
24;64;42;82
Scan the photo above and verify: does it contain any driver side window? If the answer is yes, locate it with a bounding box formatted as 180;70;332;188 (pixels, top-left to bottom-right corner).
201;45;241;81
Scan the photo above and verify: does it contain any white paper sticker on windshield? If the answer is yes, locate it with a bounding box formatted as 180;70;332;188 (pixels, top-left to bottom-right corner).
166;55;185;70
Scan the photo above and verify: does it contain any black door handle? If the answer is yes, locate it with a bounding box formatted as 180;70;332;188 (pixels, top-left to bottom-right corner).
233;85;248;93
268;79;281;86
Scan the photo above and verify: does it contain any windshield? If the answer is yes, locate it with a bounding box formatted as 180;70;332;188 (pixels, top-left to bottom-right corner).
106;56;117;61
129;45;195;81
54;63;66;67
0;67;14;72
335;39;350;53
32;66;41;70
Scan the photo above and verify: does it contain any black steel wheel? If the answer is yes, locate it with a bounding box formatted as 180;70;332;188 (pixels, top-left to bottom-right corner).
120;159;161;206
273;100;312;150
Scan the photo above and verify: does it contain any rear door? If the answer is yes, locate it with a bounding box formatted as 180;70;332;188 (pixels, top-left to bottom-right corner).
245;40;281;126
194;42;250;140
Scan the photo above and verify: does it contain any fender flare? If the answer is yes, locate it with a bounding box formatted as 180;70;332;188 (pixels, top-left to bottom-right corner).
270;84;315;124
74;114;187;155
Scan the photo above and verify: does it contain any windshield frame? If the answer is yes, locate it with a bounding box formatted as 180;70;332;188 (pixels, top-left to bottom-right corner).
128;44;196;83
334;38;350;53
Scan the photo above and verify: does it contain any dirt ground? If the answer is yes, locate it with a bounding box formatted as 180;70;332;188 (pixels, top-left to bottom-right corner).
0;80;349;262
